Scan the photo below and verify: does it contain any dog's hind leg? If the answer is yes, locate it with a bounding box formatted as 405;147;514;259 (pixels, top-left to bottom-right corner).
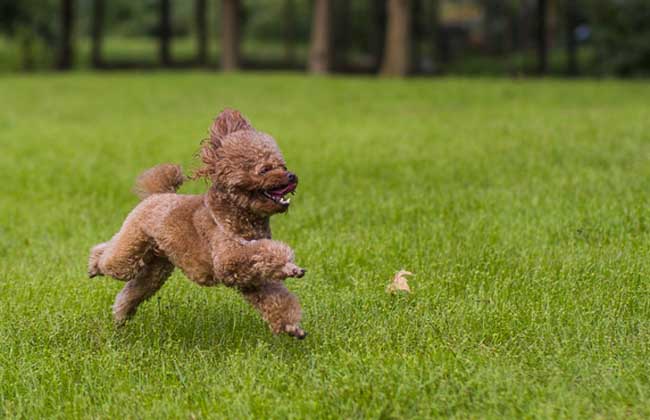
113;255;174;325
241;282;306;339
95;218;152;282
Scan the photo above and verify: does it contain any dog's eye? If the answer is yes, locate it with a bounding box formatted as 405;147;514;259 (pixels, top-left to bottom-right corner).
259;166;272;175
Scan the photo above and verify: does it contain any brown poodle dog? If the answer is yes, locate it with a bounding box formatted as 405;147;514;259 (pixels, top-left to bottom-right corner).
88;109;307;339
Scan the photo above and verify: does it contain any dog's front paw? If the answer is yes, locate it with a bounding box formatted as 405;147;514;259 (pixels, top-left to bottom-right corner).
282;262;306;279
285;324;307;339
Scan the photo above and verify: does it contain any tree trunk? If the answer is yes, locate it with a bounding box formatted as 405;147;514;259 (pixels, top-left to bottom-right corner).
536;0;548;74
428;0;444;71
196;0;208;65
507;5;521;76
308;0;332;74
519;1;531;52
516;0;532;74
221;0;241;71
566;0;578;75
333;0;351;71
91;0;104;68
487;0;512;55
57;0;75;70
411;0;422;73
419;0;438;73
159;0;172;66
283;0;296;65
380;0;411;77
371;0;387;72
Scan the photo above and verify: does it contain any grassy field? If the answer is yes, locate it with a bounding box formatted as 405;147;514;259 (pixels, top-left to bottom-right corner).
1;73;650;418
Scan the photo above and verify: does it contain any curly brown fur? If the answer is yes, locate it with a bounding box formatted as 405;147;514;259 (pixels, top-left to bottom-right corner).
133;163;184;199
88;109;307;338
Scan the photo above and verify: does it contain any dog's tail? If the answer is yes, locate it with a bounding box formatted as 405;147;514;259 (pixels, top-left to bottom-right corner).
133;164;184;200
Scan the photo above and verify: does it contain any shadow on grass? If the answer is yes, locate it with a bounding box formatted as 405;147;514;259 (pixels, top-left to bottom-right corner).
83;288;316;360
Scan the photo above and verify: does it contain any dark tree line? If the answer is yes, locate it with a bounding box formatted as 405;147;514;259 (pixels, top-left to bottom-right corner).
2;0;648;76
29;0;565;75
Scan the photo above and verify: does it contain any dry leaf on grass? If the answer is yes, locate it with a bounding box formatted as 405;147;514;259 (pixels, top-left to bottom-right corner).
386;270;414;294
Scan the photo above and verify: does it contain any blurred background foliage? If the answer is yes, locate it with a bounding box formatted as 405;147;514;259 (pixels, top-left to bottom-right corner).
0;0;649;76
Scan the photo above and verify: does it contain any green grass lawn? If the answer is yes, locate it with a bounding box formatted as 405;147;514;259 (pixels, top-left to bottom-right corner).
1;73;650;419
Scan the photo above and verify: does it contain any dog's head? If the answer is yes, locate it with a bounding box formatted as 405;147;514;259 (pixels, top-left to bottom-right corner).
195;109;298;216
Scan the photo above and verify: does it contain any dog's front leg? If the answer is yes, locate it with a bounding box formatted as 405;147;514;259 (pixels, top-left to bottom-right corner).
240;282;306;339
213;239;306;288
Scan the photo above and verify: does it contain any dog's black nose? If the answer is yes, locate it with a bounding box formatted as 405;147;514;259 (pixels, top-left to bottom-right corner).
287;172;297;183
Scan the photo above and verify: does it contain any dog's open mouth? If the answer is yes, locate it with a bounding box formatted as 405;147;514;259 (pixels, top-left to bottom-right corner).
262;182;297;206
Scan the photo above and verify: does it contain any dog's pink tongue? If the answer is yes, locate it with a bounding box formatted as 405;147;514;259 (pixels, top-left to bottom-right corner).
271;182;297;196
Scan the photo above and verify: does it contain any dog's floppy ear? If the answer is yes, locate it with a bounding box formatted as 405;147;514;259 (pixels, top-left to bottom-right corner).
209;108;254;148
193;109;254;180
